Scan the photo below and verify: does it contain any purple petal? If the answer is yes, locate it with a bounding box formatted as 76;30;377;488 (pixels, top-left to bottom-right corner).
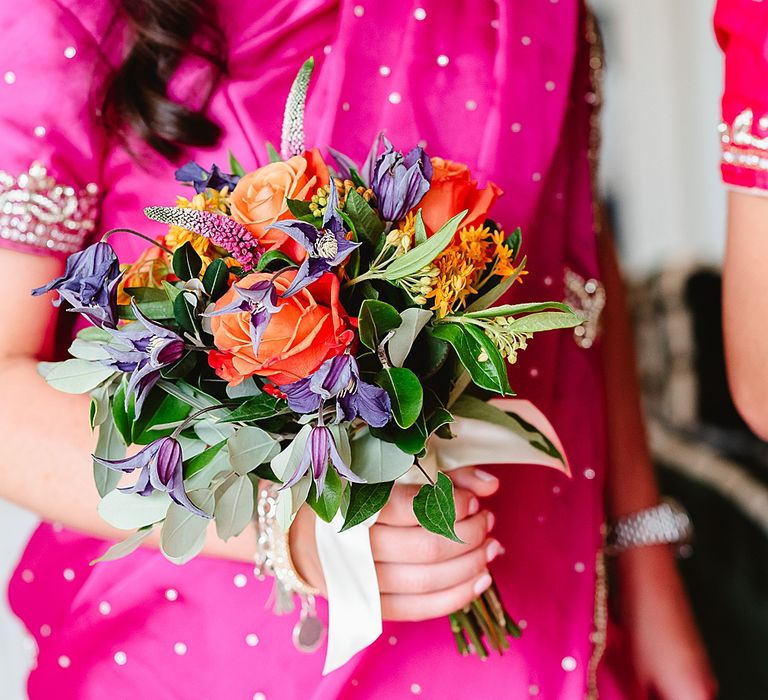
355;381;392;428
361;133;384;186
327;147;359;182
310;354;353;399
281;444;312;490
281;257;329;298
131;300;182;340
118;468;154;496
151;438;183;488
281;377;322;414
93;440;162;473
204;297;250;317
322;182;344;232
266;220;319;253
167;469;212;519
328;235;361;267
249;308;271;355
327;428;364;485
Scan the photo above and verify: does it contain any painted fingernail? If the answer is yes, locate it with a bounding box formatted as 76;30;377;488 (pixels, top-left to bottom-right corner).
487;512;496;531
486;540;504;562
474;468;498;482
468;497;480;515
473;573;493;596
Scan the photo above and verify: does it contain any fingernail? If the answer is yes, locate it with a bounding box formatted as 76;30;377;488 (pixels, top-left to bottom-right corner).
486;540;504;562
473;573;493;596
468;497;480;515
474;468;498;483
487;512;496;531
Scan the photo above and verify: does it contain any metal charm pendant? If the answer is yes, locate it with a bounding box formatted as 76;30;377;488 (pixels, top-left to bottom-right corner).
292;595;325;653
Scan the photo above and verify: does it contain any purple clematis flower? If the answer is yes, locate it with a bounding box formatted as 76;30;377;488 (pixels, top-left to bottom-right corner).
204;280;281;355
283;425;364;495
32;241;121;328
174;162;241;194
94;436;211;519
281;353;392;428
103;301;185;416
370;137;433;222
268;187;360;297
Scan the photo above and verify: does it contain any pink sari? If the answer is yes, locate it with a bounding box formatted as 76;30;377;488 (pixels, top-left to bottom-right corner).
1;0;635;696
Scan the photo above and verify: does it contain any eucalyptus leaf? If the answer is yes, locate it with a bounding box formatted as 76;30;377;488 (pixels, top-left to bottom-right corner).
223;393;289;423
412;472;462;542
341;481;393;531
91;526;155;564
270;424;312;482
215;474;255;540
186;445;231;491
77;326;112;343
43;359;115;394
184;440;227;479
382;210;466;281
375;367;423;428
98;490;171;530
92;412;126;497
349;430;413;482
228;426;280;475
117;299;174;321
193;419;236;445
160;489;215;563
387;308;433;367
89;383;111;429
225;378;262;399
69;338;111;361
274;475;311;529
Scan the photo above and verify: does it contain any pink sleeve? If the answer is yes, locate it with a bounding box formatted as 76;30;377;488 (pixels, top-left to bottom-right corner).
716;0;768;193
0;0;108;257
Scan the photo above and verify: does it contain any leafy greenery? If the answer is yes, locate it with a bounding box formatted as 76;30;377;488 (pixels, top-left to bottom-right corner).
172;242;203;281
222;393;289;423
344;189;384;246
202;259;230;300
307;468;343;522
412;472;462;542
341;481;394;531
376;366;423;428
358;299;402;351
255;250;298;272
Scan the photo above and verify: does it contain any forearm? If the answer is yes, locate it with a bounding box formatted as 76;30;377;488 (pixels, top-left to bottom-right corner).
0;356;254;561
598;233;660;519
723;190;768;438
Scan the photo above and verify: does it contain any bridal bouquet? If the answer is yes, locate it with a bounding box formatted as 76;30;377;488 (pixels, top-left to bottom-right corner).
33;59;578;669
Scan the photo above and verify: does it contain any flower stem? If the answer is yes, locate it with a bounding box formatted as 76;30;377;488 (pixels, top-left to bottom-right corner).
102;228;174;255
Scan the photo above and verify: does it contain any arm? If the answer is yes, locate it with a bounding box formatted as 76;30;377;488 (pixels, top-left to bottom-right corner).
599;233;715;700
722;190;768;437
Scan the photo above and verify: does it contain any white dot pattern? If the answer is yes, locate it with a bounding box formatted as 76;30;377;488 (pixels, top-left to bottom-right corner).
465;99;478;111
584;468;596;480
379;65;391;77
342;102;351;111
561;656;577;672
388;92;402;105
388;635;398;645
233;574;248;588
58;655;70;669
253;693;266;700
63;568;75;581
174;642;188;656
21;569;34;583
511;122;522;132
436;54;449;67
528;685;540;696
64;46;77;59
40;624;51;638
410;684;422;695
4;71;16;85
574;562;585;573
521;36;532;46
165;588;179;601
114;651;127;666
98;601;111;615
246;633;259;647
413;8;426;20
353;5;364;17
34;125;46;137
545;80;556;92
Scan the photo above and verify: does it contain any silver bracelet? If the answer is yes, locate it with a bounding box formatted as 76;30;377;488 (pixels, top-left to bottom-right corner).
605;498;693;557
254;483;325;652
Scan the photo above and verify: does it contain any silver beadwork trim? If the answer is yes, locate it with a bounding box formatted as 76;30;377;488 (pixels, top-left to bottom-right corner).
719;108;768;173
564;268;605;349
0;162;99;255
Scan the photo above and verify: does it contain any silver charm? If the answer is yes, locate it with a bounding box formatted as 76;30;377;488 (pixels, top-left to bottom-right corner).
564;269;605;349
292;594;325;653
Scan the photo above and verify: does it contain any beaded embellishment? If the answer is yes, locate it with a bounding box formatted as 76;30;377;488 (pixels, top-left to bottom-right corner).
0;162;99;255
719;108;768;173
564;268;605;349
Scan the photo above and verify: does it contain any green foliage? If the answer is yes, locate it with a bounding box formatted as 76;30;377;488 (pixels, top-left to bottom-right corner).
227;426;280;475
229;150;247;176
307;468;343;522
286;198;320;223
223;393;289;423
184;440;227;479
172;242;203;281
160;490;215;563
202;259;230;301
92;412;125;497
375;366;423;428
214;474;255;541
358;299;402;351
173;291;199;334
349;429;415;482
412;472;462;542
265;142;282;163
41;359;115;395
387;308;433;367
341;481;394;531
256;249;298;272
344;189;384;247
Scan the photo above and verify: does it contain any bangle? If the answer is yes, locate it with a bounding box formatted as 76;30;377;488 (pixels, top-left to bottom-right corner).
253;483;325;653
605;498;693;557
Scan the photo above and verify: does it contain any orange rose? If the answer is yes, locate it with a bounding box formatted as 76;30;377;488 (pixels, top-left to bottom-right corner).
209;269;353;386
229;149;329;260
418;158;502;234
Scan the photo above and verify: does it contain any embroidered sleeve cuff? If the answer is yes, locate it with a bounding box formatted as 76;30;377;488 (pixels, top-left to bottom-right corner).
720;108;768;193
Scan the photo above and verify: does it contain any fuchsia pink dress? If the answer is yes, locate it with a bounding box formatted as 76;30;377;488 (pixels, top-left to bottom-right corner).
1;1;637;697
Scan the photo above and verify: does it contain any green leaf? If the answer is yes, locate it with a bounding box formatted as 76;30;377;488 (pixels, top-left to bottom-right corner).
349;429;414;482
265;142;282;163
270;424;313;482
172;242;203;281
505;311;583;334
91;526;155;564
92;412;126;497
387;308;433;367
450;394;564;462
214;474;255;540
184;440;227;479
358;299;402;351
340;481;394;531
43;359;115;394
307;468;343;523
344;189;384;246
464;257;526;313
132;391;192;445
89;382;111;428
98;490;171;530
431;323;512;395
111;380;134;444
223;393;289;423
161;280;182;303
414;211;427;245
286;198;318;221
375;367;423;428
255;249;299;272
227;426;280;475
382;210;466;281
274;475;311;529
173;291;199;334
68;337;110;361
160;489;215;563
117;299;174;321
464;301;576;320
202;259;230;301
506;226;522;260
412;472;462;542
77;326;112;343
229;150;246;176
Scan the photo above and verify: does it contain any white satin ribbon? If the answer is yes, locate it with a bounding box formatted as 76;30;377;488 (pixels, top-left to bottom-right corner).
315;399;569;674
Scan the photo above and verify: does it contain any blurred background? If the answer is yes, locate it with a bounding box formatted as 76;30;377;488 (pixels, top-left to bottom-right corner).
2;1;761;698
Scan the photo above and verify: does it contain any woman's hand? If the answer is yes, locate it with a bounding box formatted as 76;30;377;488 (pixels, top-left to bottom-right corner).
289;466;502;621
618;545;717;700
